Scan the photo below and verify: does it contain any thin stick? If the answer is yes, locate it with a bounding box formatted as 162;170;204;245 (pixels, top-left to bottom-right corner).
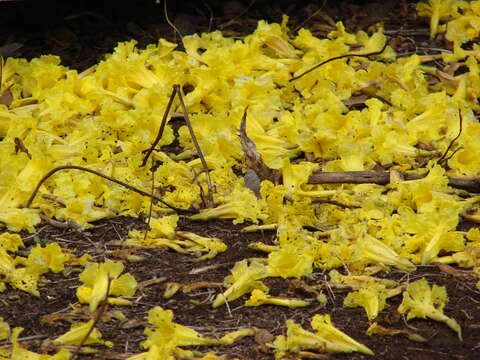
174;84;214;207
71;277;112;360
438;109;463;165
290;41;388;81
24;165;193;214
143;158;156;242
308;170;480;193
141;86;178;167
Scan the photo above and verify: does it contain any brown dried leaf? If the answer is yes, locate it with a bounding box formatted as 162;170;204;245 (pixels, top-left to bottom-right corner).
138;276;167;289
443;62;464;76
436;69;460;88
239;108;280;183
368;323;427;343
434;262;468;277
254;328;274;345
182;281;223;293
189;262;231;274
343;94;369;107
120;319;146;330
14;137;31;159
105;249;145;262
0;85;13;107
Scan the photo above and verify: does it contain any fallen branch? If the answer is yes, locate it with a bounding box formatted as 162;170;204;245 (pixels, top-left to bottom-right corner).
237;110;479;193
308;170;480;193
141;85;177;167
71;277;112;360
437;109;463;166
23;165;194;214
175;84;214;208
290;41;388;81
141;84;214;207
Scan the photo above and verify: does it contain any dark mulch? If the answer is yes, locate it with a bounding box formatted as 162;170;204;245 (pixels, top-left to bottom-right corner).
2;216;479;359
1;0;479;359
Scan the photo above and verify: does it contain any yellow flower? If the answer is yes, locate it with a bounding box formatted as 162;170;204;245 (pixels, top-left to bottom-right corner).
53;320;113;347
213;259;269;308
142;306;255;354
245;289;310;308
269;315;373;358
77;260;137;312
0;318;10;341
344;281;403;320
9;327;71;360
0;208;41;233
0;233;24;252
398;278;462;340
416;0;459;38
446;15;480;44
27;242;71;273
267;243;313;279
355;234;416;271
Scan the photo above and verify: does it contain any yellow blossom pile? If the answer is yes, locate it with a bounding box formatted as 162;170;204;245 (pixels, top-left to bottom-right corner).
1;0;480;358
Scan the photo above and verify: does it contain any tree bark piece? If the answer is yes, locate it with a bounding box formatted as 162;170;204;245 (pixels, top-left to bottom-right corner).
309;170;480;193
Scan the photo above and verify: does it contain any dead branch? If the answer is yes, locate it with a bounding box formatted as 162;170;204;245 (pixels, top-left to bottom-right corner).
290;41;388;81
71;277;111;360
174;84;214;208
24;165;194;214
438;109;463;166
239;108;281;184
39;214;84;231
308;170;480;193
141;85;178;167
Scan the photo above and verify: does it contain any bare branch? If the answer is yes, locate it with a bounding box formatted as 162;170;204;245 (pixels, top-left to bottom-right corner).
71;277;112;360
23;165;194;214
308;170;480;193
141;86;178;167
438;109;463;166
290;41;388;82
174;84;214;208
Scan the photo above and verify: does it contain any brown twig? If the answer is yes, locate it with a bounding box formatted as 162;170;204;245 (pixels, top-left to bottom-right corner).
24;165;194;214
71;277;112;360
308;170;480;193
311;199;359;209
437;109;463;166
290;41;388;82
143;158;156;242
141;86;178;167
174;84;214;208
39;214;84;231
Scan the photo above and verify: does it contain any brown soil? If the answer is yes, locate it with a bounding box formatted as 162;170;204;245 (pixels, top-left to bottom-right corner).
1;1;479;359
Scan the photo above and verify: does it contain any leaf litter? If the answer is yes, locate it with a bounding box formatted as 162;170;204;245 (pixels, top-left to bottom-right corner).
0;1;480;359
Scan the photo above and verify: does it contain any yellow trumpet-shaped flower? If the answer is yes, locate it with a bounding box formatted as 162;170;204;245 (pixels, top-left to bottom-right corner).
77;260;137;312
269;315;373;358
213;259;269;308
53;320;113;347
245;289;310;308
398;278;462;340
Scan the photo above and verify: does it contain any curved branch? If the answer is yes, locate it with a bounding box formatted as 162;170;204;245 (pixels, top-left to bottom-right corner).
23;165;194;214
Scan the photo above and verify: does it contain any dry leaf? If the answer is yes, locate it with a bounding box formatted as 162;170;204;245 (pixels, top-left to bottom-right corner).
0;85;13;107
436;69;460;88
